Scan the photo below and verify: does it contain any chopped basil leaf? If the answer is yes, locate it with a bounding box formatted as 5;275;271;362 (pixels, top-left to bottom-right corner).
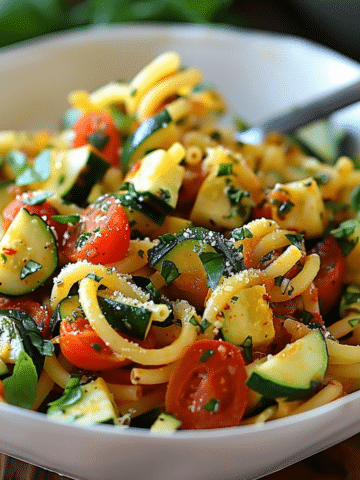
200;318;212;333
48;375;82;408
217;163;233;176
331;219;359;256
130;88;137;97
51;213;80;225
138;249;144;258
76;231;92;249
87;132;110;150
285;233;304;250
3;351;38;409
343;289;360;306
22;192;52;205
160;260;180;285
202;398;220;413
242;335;253;362
190;316;199;327
271;198;295;216
200;349;215;362
20;260;42;280
160;189;171;203
349;318;360;328
199;251;224;290
0;254;6;264
91;343;102;351
86;273;103;282
231;226;253;241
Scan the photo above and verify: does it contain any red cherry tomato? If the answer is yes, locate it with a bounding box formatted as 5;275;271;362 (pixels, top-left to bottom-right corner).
2;193;67;246
0;296;52;339
0;380;4;398
59;316;128;371
165;339;249;430
309;234;345;315
72;111;120;167
62;194;130;265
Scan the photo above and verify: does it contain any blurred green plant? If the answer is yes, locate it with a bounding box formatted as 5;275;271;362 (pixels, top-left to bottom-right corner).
0;0;245;48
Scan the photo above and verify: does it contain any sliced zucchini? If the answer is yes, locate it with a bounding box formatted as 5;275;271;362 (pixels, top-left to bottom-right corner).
190;174;253;230
148;227;244;289
47;377;119;425
117;183;174;227
128;145;185;210
55;293;164;342
246;329;328;401
150;412;182;433
122;102;185;172
37;145;110;207
221;284;275;349
0;208;57;295
294;119;348;165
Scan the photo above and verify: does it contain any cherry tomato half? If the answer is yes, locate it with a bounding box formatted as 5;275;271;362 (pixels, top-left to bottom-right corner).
309;234;345;315
62;194;130;265
72;111;120;167
165;339;249;430
59;315;129;371
2;193;67;246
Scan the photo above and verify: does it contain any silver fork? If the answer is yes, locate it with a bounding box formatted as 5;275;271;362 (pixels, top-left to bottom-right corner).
235;79;360;144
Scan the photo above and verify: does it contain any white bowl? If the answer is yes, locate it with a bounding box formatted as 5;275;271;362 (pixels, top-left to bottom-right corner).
1;23;360;480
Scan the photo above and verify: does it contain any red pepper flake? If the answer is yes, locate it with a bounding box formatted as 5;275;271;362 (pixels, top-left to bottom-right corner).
3;248;17;255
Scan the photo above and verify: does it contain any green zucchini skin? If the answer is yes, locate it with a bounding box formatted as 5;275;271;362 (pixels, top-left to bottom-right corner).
147;227;244;276
246;329;328;401
116;184;174;226
150;412;182;432
122;109;176;172
39;146;110;207
47;377;118;425
0;208;58;296
55;294;155;342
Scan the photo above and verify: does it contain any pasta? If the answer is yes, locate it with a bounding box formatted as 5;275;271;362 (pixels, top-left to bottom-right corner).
0;51;360;432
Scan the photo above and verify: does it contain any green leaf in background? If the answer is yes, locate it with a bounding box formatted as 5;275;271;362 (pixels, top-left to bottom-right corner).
0;0;245;49
3;351;38;409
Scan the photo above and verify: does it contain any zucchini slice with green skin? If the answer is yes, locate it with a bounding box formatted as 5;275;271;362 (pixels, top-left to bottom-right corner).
246;329;328;401
122;109;178;172
55;294;157;341
148;227;244;288
0;208;58;296
38;145;110;207
117;183;174;226
47;377;119;425
150;412;182;433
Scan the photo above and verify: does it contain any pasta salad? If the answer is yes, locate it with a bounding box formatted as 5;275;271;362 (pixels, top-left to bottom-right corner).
0;51;359;431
